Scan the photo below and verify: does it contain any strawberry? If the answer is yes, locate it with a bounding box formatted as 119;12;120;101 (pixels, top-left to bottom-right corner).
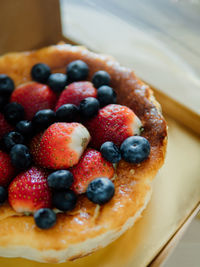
10;82;57;120
86;104;142;148
8;166;51;213
71;149;114;194
30;123;91;169
0;150;15;186
0;113;13;140
55;81;97;110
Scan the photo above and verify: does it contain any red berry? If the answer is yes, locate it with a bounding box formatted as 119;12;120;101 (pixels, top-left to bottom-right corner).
0;113;13;140
0;150;15;186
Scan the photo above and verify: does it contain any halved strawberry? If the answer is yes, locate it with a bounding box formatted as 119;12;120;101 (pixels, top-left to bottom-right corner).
30;122;91;169
86;104;142;148
71;149;114;194
8;166;51;213
0;150;15;186
55;81;97;110
10;82;57;120
0;113;13;140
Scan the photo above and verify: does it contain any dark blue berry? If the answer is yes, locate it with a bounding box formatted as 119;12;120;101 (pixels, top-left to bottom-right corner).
16;120;33;136
120;136;150;163
56;104;79;122
0;186;7;204
48;73;68;93
67;60;89;81
86;177;115;205
10;144;32;170
3;102;25;125
31;63;51;83
79;97;99;118
52;189;77;211
32;109;55;130
97;85;117;107
100;142;121;163
0;74;15;96
3;131;24;151
47;170;74;190
0;96;9;111
34;208;56;229
92;71;111;88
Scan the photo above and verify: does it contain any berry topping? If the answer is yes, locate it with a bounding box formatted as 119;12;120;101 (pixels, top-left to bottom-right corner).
92;70;111;88
47;170;74;189
16;120;33;137
86;177;115;205
120;136;150;164
4;102;25;125
34;208;56;229
32;109;56;131
10;82;57;120
0;150;15;186
0;74;15;96
71;149;114;194
55;81;97;110
52;189;77;211
0;113;13;140
10;144;32;170
56;104;79;122
3;131;24;151
0;96;9;111
8;167;51;213
31;122;90;169
100;142;121;163
67;60;89;81
48;73;68;93
0;186;7;204
31;63;51;83
79;97;100;118
97;85;117;107
86;104;142;148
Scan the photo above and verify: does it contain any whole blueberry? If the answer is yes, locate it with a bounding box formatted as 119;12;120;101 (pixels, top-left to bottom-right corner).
10;144;32;170
79;97;99;118
47;170;74;190
3;102;25;125
16;120;33;136
34;208;56;229
97;85;117;107
56;104;79;122
48;73;68;93
120;136;150;163
67;60;89;81
0;96;9;111
100;141;121;163
3;131;24;151
32;109;56;130
0;74;15;96
86;177;115;205
0;186;7;204
31;63;51;83
52;189;77;211
92;70;111;88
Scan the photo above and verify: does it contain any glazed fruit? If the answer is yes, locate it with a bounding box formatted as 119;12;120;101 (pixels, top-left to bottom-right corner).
100;141;121;163
8;167;51;213
56;104;79;122
92;70;111;88
47;170;74;190
16;120;33;137
32;109;56;131
71;149;114;194
67;60;89;81
97;85;116;107
4;102;25;125
48;73;68;93
10;144;32;170
0;186;7;204
0;96;9;111
0;150;15;186
34;208;56;229
3;131;24;151
79;97;100;118
52;189;77;211
10;82;57;120
31;63;51;83
0;113;13;140
0;74;15;96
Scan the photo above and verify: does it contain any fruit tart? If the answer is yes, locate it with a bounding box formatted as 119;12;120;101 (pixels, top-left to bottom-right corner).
0;44;167;263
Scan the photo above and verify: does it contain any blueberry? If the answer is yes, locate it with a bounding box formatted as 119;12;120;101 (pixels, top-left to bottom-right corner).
32;109;55;130
92;71;111;88
56;104;79;122
31;63;51;83
10;144;32;170
100;142;121;163
34;208;56;229
3;102;25;125
67;60;89;81
48;73;68;93
97;85;117;107
0;74;15;96
0;96;9;111
16;120;33;136
120;136;150;163
3;131;24;151
47;170;74;190
86;178;115;205
52;189;77;211
0;186;7;204
79;97;99;118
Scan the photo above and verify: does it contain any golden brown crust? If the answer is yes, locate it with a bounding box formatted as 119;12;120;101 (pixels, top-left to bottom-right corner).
0;44;167;263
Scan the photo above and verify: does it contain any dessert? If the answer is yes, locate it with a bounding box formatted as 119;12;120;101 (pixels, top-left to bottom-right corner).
0;44;167;263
